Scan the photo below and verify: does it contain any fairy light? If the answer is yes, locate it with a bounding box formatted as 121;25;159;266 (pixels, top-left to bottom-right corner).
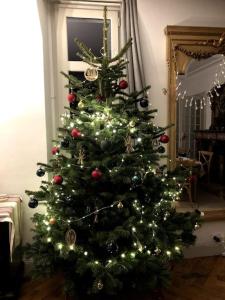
69;245;75;250
47;237;52;242
84;251;88;256
57;243;63;250
166;250;171;256
121;253;126;258
95;261;99;265
175;246;180;252
130;252;136;258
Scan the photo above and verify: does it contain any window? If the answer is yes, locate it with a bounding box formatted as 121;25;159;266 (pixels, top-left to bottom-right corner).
54;3;120;123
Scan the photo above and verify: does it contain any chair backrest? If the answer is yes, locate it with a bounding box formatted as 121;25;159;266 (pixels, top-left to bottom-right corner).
198;150;213;172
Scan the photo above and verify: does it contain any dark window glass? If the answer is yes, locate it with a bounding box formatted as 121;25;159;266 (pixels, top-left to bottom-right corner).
67;17;111;61
69;71;85;81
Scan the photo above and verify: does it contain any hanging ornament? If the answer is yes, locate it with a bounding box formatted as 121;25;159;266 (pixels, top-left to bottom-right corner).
139;98;149;108
67;93;77;103
117;201;123;209
77;148;85;165
49;217;56;225
106;240;119;255
97;280;104;290
159;134;169;144
132;173;142;186
53;175;63;185
124;135;134;154
28;197;38;209
65;229;77;247
51;146;60;155
84;67;98;81
71;128;81;138
119;80;128;89
36;168;45;177
94;207;99;223
91;168;102;180
100;140;111;151
60;138;70;148
157;146;166;153
78;100;85;108
65;195;74;204
96;95;106;103
187;175;197;183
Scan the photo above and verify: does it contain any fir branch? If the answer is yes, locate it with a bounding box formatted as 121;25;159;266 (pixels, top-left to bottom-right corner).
109;38;132;63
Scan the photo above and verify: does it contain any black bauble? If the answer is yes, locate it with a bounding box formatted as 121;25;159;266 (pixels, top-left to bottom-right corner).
61;138;70;148
70;101;78;109
65;195;75;204
157;146;166;153
132;174;142;185
100;140;111;151
139;98;149;108
106;240;119;255
36;168;45;177
28;197;38;209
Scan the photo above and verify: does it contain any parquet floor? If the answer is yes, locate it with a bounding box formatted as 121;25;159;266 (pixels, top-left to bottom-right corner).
19;256;225;300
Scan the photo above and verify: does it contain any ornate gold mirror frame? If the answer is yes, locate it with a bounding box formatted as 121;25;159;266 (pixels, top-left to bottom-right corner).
165;25;225;170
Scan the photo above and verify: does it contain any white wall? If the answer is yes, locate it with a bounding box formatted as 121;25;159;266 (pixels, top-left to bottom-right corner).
0;1;47;243
137;0;225;126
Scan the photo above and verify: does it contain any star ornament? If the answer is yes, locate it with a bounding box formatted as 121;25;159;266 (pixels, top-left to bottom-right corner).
124;135;134;154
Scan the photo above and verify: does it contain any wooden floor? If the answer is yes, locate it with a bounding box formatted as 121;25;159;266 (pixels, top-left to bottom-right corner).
19;256;225;300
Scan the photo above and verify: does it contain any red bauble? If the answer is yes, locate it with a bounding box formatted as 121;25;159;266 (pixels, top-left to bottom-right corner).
91;168;102;180
119;80;128;89
71;128;81;138
96;95;106;102
49;217;56;225
67;93;76;103
53;175;63;185
187;175;197;184
52;146;60;155
159;134;169;144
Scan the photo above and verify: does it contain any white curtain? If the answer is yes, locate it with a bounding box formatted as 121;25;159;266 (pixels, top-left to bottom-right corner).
121;0;146;93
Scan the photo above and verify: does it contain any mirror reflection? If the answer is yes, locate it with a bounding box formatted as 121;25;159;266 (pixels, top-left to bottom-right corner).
175;54;225;212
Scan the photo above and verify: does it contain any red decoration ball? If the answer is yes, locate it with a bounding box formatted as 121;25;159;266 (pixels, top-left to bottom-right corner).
71;128;81;138
91;168;102;180
49;217;56;225
119;80;128;89
187;175;197;183
67;93;76;103
53;175;63;185
52;146;60;155
159;134;169;144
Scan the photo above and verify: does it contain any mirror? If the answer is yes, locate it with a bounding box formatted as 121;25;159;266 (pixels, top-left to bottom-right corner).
165;26;225;219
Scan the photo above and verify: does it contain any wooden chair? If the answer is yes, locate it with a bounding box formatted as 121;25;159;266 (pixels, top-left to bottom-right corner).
198;150;213;183
177;159;196;204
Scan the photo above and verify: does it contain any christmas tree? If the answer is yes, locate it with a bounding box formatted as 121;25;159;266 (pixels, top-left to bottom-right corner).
25;7;200;299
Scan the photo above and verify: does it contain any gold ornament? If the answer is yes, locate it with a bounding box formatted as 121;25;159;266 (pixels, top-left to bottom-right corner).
117;201;123;209
78;100;85;108
124;135;134;154
77;148;85;165
97;280;104;290
65;229;77;246
84;67;98;81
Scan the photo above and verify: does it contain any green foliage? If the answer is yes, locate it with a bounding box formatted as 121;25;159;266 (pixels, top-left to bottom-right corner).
25;6;200;299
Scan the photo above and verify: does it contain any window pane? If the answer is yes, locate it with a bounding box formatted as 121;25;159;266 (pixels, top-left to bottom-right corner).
67;17;111;61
